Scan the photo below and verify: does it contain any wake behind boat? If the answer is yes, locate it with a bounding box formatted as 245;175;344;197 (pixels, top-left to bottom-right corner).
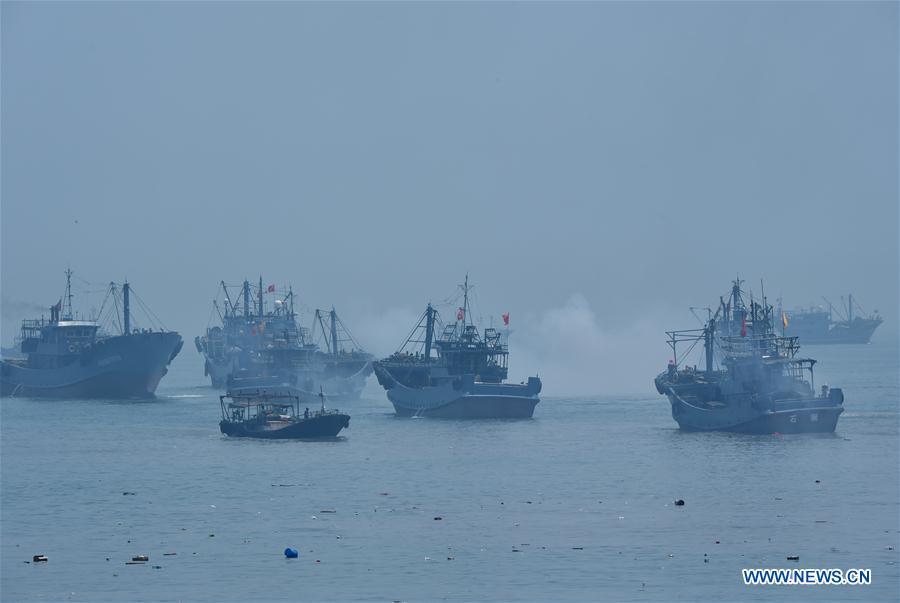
219;387;350;439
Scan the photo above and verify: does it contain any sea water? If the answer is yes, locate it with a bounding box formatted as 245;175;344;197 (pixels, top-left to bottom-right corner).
2;341;898;601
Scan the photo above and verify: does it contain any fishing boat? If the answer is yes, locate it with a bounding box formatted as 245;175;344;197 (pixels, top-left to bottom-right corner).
195;278;372;397
373;275;542;418
783;294;882;344
219;387;350;439
1;269;182;398
654;278;844;434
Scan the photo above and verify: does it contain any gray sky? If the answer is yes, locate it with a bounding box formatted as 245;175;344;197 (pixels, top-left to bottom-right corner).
2;2;897;393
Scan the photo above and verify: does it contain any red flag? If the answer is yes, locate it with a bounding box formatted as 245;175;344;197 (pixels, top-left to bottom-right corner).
502;312;509;326
457;308;465;321
267;284;275;293
740;315;747;337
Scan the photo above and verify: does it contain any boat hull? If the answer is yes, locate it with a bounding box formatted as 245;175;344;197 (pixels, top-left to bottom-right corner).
1;332;183;399
664;389;844;434
389;393;539;419
785;318;881;344
375;364;541;419
219;413;350;439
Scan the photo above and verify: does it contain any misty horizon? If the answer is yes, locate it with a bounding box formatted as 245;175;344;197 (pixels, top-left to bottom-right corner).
2;1;897;395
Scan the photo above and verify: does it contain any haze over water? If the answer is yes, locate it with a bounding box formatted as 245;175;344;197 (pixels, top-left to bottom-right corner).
1;1;898;601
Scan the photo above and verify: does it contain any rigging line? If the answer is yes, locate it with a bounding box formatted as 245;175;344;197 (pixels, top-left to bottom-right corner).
335;313;365;351
396;308;427;353
94;284;113;325
129;287;167;331
677;337;701;366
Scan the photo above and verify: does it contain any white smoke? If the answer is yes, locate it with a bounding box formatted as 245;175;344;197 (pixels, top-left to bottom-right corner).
345;294;677;397
509;294;672;397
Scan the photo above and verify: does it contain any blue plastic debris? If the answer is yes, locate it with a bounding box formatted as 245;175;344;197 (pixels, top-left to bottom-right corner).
284;548;299;558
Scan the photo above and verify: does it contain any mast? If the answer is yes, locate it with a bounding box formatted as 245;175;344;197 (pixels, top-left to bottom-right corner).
221;281;234;317
64;267;74;320
424;303;435;360
704;318;714;374
330;308;339;357
123;281;131;334
243;280;250;320
731;277;742;315
463;274;469;329
848;294;853;322
258;276;264;319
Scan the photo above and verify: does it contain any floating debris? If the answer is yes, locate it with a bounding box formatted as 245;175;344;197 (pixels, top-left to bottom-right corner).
674;499;685;506
32;555;47;563
787;555;800;561
572;547;584;550
433;516;443;521
284;548;299;559
132;555;149;562
320;509;336;514
122;492;136;496
163;552;177;556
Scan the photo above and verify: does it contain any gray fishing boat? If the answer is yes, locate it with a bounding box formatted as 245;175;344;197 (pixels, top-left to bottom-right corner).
783;294;882;344
1;269;183;398
654;279;844;434
195;279;372;398
373;276;542;418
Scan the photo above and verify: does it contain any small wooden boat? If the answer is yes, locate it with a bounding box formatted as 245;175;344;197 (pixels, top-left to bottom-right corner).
219;387;349;439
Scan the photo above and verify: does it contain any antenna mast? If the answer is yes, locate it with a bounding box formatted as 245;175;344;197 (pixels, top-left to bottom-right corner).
64;267;74;320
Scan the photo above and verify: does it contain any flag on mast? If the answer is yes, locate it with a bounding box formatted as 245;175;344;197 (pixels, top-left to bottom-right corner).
456;308;465;321
782;311;789;330
502;312;509;326
267;284;276;293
